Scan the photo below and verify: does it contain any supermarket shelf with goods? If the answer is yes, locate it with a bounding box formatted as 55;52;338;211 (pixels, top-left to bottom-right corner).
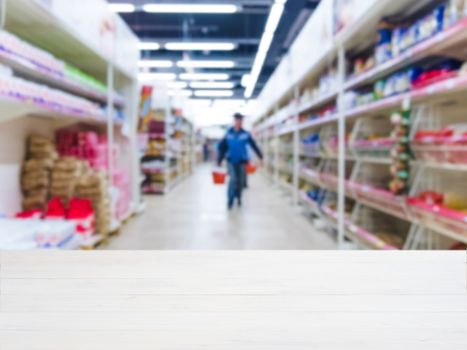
0;0;141;250
254;0;467;250
138;94;197;195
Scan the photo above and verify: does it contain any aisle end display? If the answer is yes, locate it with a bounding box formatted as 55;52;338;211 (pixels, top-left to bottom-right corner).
138;87;197;194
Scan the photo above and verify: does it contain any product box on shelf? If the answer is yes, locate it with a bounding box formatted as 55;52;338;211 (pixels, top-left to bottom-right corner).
0;30;123;104
407;191;467;240
21;135;57;211
56;128;119;171
0;217;78;250
35;220;77;249
413;127;467;165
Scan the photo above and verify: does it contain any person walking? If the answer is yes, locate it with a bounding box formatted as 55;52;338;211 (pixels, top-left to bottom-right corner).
217;113;263;209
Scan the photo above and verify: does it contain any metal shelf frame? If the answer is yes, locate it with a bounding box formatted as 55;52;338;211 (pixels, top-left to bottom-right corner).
254;1;467;249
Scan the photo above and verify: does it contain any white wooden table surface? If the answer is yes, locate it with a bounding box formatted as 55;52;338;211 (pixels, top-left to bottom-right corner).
0;251;466;349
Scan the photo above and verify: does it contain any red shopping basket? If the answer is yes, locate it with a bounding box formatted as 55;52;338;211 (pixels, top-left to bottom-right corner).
212;171;227;185
246;162;257;175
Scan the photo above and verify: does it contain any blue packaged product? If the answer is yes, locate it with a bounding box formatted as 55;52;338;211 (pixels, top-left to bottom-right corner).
435;5;446;32
377;26;392;45
391;26;403;57
407;67;423;83
375;21;393;64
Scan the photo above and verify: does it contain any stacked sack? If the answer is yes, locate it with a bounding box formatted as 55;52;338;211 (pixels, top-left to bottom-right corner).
50;157;87;206
21;135;57;211
75;170;111;235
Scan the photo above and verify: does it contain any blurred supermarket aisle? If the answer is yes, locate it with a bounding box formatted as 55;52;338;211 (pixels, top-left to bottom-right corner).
105;165;336;250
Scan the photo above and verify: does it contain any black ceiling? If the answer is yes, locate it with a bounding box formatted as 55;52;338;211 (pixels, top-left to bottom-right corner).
111;0;321;98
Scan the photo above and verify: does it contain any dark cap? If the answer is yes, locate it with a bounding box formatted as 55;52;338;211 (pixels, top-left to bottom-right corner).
233;113;245;120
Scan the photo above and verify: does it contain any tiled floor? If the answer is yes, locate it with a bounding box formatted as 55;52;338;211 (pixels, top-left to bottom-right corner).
105;165;336;250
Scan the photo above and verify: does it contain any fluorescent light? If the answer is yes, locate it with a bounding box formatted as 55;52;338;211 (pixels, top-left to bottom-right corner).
257;32;274;54
190;82;235;89
168;90;193;97
177;60;235;69
109;3;135;13
138;73;176;81
165;42;236;51
142;4;238;14
138;60;173;68
138;42;161;51
244;0;288;98
180;73;230;81
195;90;234;97
264;3;285;34
168;81;188;89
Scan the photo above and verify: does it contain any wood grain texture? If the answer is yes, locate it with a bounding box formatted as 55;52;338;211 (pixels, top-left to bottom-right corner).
0;251;466;349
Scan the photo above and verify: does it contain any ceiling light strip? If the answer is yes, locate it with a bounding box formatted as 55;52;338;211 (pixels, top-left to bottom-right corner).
244;0;287;98
138;60;173;68
108;3;135;13
177;60;236;68
180;73;230;81
142;4;238;14
138;73;176;81
194;90;234;97
190;82;235;89
138;42;161;51
165;42;236;51
168;90;193;97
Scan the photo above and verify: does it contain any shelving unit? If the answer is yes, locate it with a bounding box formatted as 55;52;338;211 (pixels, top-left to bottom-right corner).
140;99;196;195
254;0;467;250
0;0;140;250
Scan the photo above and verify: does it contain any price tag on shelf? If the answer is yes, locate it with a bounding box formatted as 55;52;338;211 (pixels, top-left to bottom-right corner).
349;224;358;233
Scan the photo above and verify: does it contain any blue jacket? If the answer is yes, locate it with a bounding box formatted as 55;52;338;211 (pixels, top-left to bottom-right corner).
218;128;263;165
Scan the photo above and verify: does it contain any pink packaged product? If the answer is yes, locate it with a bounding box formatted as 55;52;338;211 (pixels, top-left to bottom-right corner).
113;168;131;220
413;124;467;165
407;197;467;236
56;129;118;170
